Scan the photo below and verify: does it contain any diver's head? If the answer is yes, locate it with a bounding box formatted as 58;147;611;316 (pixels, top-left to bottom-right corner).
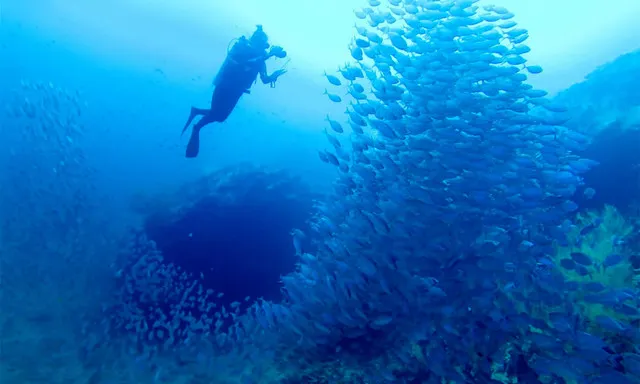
249;24;270;50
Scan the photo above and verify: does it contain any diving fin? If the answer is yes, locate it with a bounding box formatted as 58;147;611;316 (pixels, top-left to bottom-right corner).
182;107;207;136
186;127;201;158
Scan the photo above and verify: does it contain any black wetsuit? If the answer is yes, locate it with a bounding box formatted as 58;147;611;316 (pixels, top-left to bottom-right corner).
181;40;274;158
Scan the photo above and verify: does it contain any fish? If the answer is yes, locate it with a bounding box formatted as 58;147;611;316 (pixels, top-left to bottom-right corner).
324;71;342;86
582;282;606;293
101;2;640;383
570;252;593;266
579;217;602;236
325;115;344;133
559;258;576;270
324;89;342;103
603;253;625;269
526;65;543;74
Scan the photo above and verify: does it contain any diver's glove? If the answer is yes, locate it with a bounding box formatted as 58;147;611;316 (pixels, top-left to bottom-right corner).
269;45;287;59
268;69;287;88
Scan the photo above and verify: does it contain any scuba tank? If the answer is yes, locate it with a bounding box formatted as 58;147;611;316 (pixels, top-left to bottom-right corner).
213;26;279;86
213;36;252;86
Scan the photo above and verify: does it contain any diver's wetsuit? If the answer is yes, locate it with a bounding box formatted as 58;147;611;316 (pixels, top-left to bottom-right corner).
181;37;284;158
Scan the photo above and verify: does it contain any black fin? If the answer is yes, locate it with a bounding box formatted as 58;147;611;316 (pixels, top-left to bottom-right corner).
186;127;201;158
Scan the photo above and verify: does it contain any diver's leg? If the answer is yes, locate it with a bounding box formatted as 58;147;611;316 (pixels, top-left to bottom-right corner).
208;87;245;123
185;115;213;158
181;107;209;136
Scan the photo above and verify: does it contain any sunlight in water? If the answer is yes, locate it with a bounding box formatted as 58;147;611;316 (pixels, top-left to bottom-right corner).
10;0;640;93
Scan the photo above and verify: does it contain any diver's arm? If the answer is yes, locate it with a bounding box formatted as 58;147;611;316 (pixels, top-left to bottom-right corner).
259;64;287;88
257;45;287;85
258;61;275;84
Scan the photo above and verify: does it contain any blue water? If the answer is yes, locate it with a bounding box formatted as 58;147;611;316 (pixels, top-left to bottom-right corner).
2;1;640;384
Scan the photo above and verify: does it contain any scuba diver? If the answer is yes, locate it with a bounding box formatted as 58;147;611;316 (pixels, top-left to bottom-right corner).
181;25;288;158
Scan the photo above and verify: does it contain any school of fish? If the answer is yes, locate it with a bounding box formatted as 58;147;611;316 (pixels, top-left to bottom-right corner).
82;0;640;382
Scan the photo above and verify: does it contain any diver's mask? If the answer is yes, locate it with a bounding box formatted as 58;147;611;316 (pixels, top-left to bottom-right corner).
249;24;270;50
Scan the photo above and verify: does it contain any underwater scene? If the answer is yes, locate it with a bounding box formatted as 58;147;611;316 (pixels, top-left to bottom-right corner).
2;0;640;383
